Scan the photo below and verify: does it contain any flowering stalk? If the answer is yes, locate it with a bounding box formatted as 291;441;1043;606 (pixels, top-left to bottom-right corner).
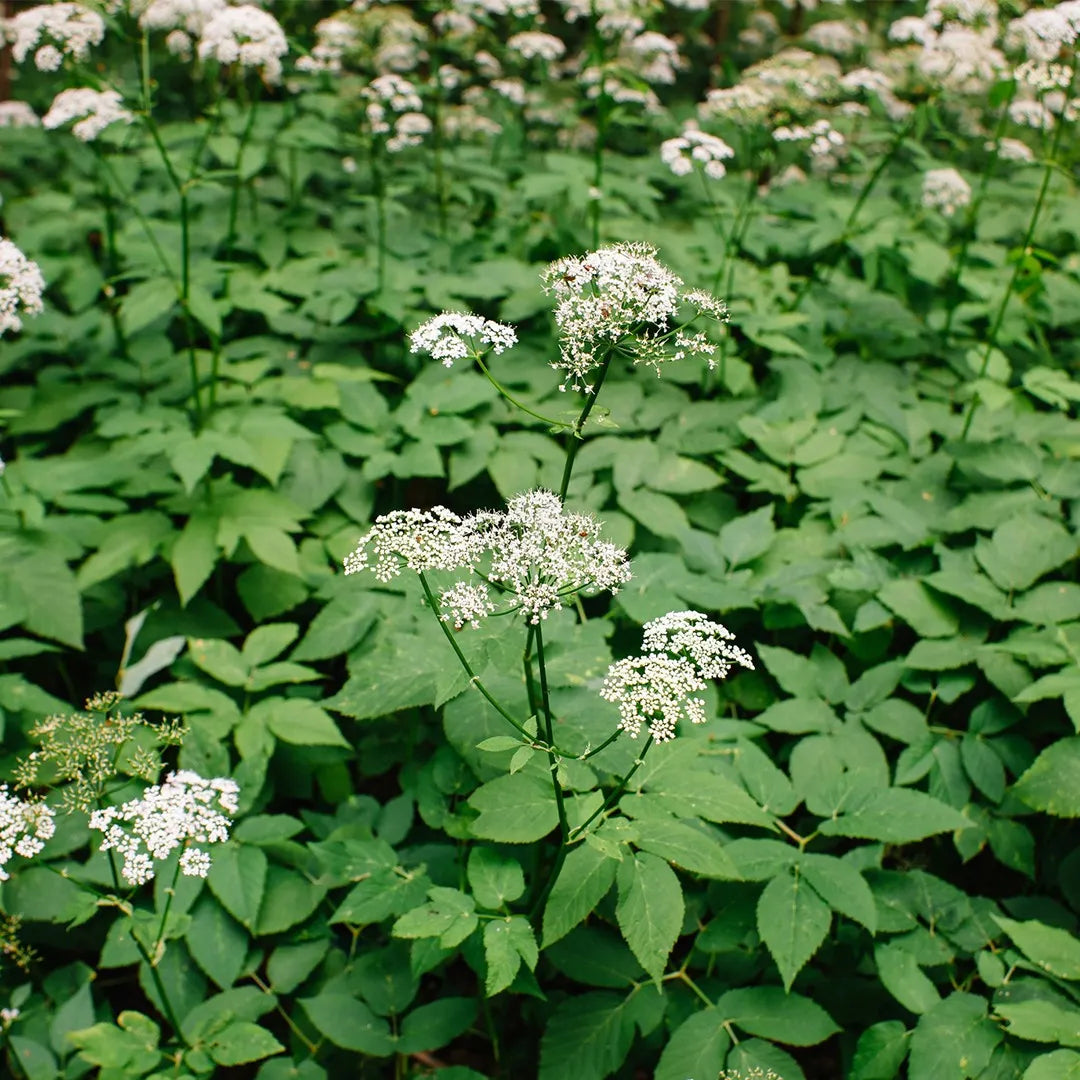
568;735;654;843
558;350;613;500
417;571;536;743
958;79;1072;442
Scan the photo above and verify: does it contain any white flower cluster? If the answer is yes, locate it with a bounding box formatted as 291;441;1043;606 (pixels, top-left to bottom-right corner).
297;14;359;74
362;74;430;151
507;31;565;62
0;238;46;338
0;102;39;129
344;490;631;627
0;786;56;881
622;31;683;85
88;770;239;886
139;0;226;36
542;242;721;392
410;312;517;367
993;137;1035;163
922;167;972;217
804;18;868;57
8;2;105;72
196;5;288;83
1006;5;1078;62
42;88;133;142
601;610;753;742
641;611;755;681
660;123;735;181
773;118;845;172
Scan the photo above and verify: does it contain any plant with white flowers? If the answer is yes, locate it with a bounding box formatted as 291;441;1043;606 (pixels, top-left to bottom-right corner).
0;238;45;337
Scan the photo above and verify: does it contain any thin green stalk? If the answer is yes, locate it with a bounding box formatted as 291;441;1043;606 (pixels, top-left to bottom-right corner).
587;0;609;249
787;107;919;312
940;88;1015;346
152;858;183;958
710;176;758;389
558;351;615;501
581;727;622;760
534;624;569;842
372;148;387;293
958;102;1069;442
224;79;260;254
417;571;535;741
474;354;567;428
569;734;654;840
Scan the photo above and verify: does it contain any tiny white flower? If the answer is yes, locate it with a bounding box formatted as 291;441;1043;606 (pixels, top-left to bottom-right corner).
660;123;735;181
600;655;707;742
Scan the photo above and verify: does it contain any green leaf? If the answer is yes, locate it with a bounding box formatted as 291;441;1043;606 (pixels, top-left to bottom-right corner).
1023;1050;1080;1079
1014;738;1080;816
207;844;267;929
975;515;1076;593
299;994;395;1056
818;788;969;843
718;986;840;1045
615;851;684;980
538;992;637;1080
393;887;478;948
469;774;559;843
398;998;476;1053
257;865;326;935
757;869;831;990
68;1011;162;1072
617;488;690;539
249;697;349;748
879;579;959;638
719;505;776;567
993;916;1080;980
996;999;1080;1045
542;844;619;948
482;917;537;997
651;772;775;829
753;697;840;735
207;1022;284;1066
1012;582;1080;626
875;940;941;1014
654;1007;730;1080
631;817;739;878
908;992;1001;1080
185;897;248;990
172;512;219;607
849;1020;911;1080
800;853;876;931
467;847;525;909
241;623;298;667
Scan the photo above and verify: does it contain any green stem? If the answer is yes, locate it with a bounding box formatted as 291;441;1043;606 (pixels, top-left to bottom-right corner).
958;100;1069;442
534;625;569;839
372;148;387;293
417;571;535;741
152;857;183;958
581;727;622;760
569;734;654;840
474;354;567;428
788;107;919;312
558;351;614;501
224;79;260;254
941;88;1015;347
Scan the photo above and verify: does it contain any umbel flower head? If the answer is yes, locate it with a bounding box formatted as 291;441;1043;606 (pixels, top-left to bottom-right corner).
0;238;45;337
0;786;56;882
601;610;754;742
410;312;518;367
196;4;289;83
541;243;727;392
89;770;239;886
8;2;105;72
42;88;133;142
922;167;972;217
344;489;631;627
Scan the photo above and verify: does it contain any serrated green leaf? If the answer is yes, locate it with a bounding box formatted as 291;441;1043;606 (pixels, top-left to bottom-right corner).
1023;1050;1080;1079
397;997;476;1053
719;505;775;567
185;897;248;991
542;844;619;948
849;1020;911;1080
1013;738;1080;817
615;851;683;980
818;787;969;843
299;994;395;1056
467;847;525;909
879;579;959;638
908;992;1000;1080
207;1022;283;1066
631;817;739;879
207;845;267;930
757;869;831;990
996;999;1080;1046
654;1007;730;1080
469;774;559;843
538;992;637;1080
718;985;840;1045
975;515;1076;593
800;853;876;931
993;916;1080;980
482;917;536;997
875;940;941;1014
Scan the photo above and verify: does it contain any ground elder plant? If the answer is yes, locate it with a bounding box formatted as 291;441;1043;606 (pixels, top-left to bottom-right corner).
3;1;1080;1079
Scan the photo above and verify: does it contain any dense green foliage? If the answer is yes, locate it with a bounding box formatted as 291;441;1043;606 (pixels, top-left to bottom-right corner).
2;2;1080;1079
